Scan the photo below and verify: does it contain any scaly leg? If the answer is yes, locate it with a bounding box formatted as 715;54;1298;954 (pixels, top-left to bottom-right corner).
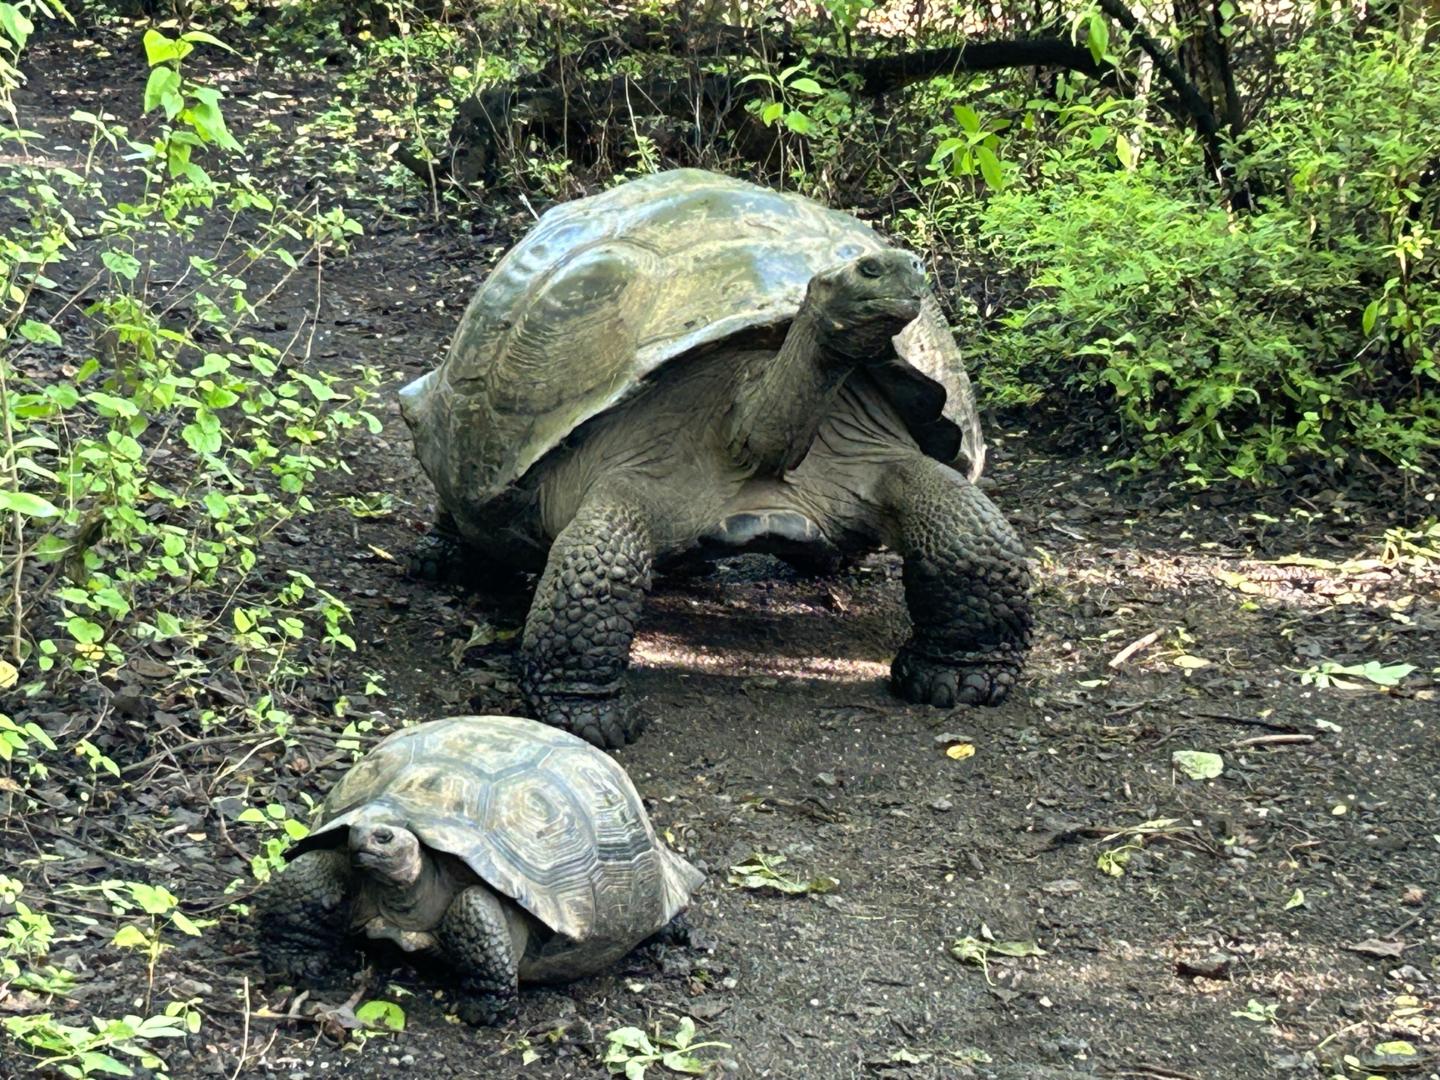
883;453;1032;706
254;849;357;989
437;886;528;1026
519;485;655;747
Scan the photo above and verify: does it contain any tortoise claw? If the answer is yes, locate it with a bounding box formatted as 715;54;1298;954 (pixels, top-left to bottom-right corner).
890;645;1017;708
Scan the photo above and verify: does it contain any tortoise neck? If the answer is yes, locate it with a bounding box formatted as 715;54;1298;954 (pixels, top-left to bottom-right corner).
725;308;862;477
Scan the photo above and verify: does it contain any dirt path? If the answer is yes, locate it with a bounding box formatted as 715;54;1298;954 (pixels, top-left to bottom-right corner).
3;29;1438;1080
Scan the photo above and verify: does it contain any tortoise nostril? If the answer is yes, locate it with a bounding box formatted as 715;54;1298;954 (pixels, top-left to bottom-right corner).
908;254;923;275
858;255;885;279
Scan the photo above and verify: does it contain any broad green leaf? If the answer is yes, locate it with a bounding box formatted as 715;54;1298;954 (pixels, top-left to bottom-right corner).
1172;750;1224;780
975;145;1003;190
0;490;61;517
0;3;34;50
1362;298;1380;335
76;1052;132;1077
180;29;235;51
143;66;180;114
1087;14;1110;64
606;1027;657;1053
112;925;150;949
18;319;61;346
952;104;981;134
142;28;191;66
782;110;815;135
789;76;823;95
101;249;142;281
0;660;16;689
1115;133;1135;170
355;999;405;1031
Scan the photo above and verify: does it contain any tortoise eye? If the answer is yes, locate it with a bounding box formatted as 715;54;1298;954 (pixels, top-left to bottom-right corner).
858;256;885;279
372;827;393;844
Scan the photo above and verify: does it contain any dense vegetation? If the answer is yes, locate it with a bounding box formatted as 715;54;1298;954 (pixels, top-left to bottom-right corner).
0;1;1435;1076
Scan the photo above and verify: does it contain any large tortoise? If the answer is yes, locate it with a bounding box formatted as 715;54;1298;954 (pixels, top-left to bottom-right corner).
256;715;703;1024
400;169;1032;747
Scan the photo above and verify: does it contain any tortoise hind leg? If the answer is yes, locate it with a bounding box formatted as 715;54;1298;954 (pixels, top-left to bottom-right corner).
519;484;655;748
883;453;1032;706
438;885;528;1026
255;849;358;989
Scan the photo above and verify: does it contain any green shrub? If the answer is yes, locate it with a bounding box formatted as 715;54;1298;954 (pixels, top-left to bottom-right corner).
966;20;1439;483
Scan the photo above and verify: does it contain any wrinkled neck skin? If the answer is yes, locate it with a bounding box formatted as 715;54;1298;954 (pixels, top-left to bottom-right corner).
727;306;877;477
370;847;442;914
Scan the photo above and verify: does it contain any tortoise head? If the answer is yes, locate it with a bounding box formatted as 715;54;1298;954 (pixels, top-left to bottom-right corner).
349;821;425;888
804;250;926;359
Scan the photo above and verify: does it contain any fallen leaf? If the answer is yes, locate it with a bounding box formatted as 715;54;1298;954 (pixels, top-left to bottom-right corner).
1346;938;1405;959
1172;750;1224;780
0;659;15;689
1173;654;1212;669
945;742;976;761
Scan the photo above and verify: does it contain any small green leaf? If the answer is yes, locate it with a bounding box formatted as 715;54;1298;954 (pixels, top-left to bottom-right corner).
789;76;823;95
18;319;61;346
1172;750;1224;780
1362;298;1381;335
355;999;405;1031
1284;888;1305;910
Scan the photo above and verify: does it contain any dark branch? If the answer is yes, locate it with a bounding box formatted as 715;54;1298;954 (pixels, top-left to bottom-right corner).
849;37;1128;96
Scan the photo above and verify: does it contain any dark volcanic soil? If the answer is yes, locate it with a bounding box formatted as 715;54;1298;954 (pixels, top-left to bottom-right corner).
2;26;1438;1080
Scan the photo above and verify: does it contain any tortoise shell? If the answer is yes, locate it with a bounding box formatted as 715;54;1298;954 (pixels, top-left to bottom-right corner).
295;715;701;945
399;168;983;530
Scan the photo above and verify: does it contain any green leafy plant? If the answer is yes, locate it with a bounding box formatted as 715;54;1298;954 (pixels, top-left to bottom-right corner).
1297;661;1416;691
728;852;838;895
950;933;1045;984
603;1016;729;1078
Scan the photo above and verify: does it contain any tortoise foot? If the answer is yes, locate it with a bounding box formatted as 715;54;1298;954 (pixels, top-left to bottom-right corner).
890;644;1017;708
269;942;357;991
407;528;476;585
455;988;519;1027
531;690;646;749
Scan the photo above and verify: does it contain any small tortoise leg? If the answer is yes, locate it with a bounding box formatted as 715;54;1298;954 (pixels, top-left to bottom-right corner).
883;453;1033;707
519;486;654;748
254;849;358;989
437;885;527;1026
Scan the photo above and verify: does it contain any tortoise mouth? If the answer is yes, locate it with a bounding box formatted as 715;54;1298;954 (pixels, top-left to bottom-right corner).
855;296;923;325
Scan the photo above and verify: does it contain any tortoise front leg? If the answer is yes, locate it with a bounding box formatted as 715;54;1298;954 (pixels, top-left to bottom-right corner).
437;885;529;1026
883;454;1032;707
520;485;655;748
255;849;358;989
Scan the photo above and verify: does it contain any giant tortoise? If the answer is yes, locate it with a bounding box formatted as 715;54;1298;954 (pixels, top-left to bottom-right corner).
400;169;1032;747
256;715;703;1024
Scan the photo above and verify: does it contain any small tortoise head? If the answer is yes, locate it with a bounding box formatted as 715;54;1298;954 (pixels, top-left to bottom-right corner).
804;249;926;360
349;821;425;888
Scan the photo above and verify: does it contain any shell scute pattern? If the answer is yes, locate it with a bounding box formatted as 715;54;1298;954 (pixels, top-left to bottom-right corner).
403;168;975;525
302;716;687;943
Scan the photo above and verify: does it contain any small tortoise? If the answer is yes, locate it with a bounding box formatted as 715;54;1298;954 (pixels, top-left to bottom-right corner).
256;715;703;1024
400;169;1032;747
